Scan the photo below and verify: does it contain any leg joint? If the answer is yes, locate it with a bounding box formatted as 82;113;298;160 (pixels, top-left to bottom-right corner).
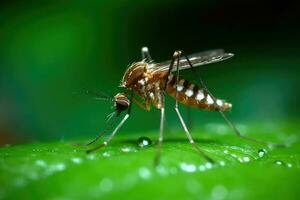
173;50;182;57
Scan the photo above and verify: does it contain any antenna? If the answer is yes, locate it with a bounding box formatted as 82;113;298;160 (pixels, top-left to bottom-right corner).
72;89;114;101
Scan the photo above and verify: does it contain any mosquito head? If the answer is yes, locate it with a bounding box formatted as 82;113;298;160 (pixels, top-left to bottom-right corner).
121;62;147;88
114;93;130;115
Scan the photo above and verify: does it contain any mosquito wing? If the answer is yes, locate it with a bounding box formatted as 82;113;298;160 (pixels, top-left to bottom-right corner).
148;49;234;73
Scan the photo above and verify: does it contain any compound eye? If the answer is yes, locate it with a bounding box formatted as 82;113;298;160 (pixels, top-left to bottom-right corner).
114;93;130;114
116;99;129;112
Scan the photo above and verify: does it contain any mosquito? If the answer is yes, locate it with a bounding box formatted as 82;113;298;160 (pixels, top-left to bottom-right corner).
82;47;282;165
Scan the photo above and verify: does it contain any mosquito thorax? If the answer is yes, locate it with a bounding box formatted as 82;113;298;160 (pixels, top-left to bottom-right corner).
114;93;130;114
121;62;147;88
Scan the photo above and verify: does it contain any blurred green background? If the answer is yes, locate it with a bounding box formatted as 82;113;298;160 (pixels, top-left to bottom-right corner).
0;0;299;144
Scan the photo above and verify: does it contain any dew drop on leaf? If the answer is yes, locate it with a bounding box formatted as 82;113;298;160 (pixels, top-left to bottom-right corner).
258;149;267;158
137;136;152;148
274;160;285;166
219;161;226;166
138;167;152;179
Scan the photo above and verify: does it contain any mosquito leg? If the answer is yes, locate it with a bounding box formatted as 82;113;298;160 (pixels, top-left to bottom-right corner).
86;92;134;153
186;107;193;130
75;115;118;147
175;106;214;163
172;50;214;163
141;46;153;62
219;111;285;148
154;107;165;166
182;53;285;148
153;51;180;165
86;114;130;153
162;51;178;91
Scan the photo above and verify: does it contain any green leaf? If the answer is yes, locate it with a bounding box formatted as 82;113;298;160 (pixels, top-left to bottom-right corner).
1;123;300;200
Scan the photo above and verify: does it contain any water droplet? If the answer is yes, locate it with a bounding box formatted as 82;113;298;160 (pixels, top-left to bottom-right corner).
121;146;137;153
198;162;214;171
219;161;226;166
223;150;229;154
205;162;213;169
35;160;47;167
87;154;95;160
102;151;111;157
138;167;152;179
45;163;66;176
180;163;197;173
242;156;250;162
137;136;152;148
287;163;292;168
231;154;237;158
55;163;66;171
71;157;82;164
274;160;284;166
258;149;267;158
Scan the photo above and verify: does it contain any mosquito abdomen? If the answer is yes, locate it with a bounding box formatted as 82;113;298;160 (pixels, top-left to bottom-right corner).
166;74;232;111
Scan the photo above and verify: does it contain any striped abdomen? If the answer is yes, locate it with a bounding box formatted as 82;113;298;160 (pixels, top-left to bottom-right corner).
166;74;232;111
